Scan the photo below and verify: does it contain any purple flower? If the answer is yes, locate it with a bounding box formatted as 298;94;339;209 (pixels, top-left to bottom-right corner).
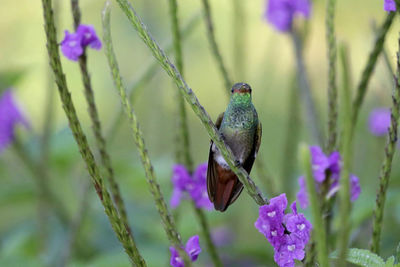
169;235;202;267
188;163;213;210
368;108;391;136
170;163;212;210
77;25;102;49
255;195;311;267
310;146;341;182
264;0;311;32
170;165;192;208
296;177;308;209
384;0;396;11
350;175;361;202
284;202;312;243
60;30;83;61
274;235;306;267
60;24;102;61
0;90;29;153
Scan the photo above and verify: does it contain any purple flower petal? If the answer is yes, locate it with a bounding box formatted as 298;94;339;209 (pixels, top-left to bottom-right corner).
296;176;309;209
185;235;201;261
350;174;361;202
384;0;396;11
170;164;191;209
328;151;341;177
77;24;102;50
264;0;311;32
60;30;83;61
310;146;330;182
169;247;184;267
368;108;391;136
0;90;29;153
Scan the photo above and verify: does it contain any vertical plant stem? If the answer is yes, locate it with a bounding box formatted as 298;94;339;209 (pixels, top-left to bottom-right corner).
13;137;69;225
101;3;190;265
325;0;338;153
280;76;300;197
200;0;232;96
167;1;222;265
40;0;146;265
232;0;246;81
336;43;353;266
351;12;395;137
114;0;267;206
371;33;400;254
291;30;324;145
70;0;133;239
255;153;278;196
301;145;328;267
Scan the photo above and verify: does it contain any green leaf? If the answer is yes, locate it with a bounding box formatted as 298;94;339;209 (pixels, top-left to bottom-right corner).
330;248;385;267
0;70;26;91
396;242;400;264
386;256;395;267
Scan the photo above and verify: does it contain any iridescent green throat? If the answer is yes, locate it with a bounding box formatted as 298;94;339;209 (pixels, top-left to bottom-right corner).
230;92;252;107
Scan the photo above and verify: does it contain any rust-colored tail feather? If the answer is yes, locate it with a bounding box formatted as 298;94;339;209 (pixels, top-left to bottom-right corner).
214;178;235;212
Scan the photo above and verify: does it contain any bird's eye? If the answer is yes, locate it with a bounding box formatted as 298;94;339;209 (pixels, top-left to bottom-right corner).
231;89;234;93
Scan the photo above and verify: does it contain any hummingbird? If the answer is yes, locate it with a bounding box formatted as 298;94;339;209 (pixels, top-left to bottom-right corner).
207;82;262;212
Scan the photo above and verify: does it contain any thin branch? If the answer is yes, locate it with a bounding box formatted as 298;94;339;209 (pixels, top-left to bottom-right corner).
325;0;338;153
336;43;353;266
40;0;146;265
351;12;396;137
70;0;133;242
301;145;329;267
114;0;267;206
200;0;232;96
371;32;400;254
102;3;190;265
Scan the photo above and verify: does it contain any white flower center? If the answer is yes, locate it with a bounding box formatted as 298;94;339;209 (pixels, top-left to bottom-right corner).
69;41;77;47
271;230;277;236
85;33;92;39
267;211;276;217
175;257;183;263
287;245;296;251
297;224;305;231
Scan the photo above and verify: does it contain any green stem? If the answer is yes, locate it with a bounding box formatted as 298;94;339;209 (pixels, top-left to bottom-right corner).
290;30;324;145
232;0;246;81
114;0;267;206
301;145;329;267
70;0;133;241
336;43;353;267
40;0;146;265
325;0;338;153
371;33;400;254
351;12;396;137
200;0;232;96
167;1;221;265
102;3;189;265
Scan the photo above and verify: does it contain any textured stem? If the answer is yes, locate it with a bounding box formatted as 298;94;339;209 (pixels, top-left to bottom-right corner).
70;0;132;242
336;43;353;267
40;0;145;265
13;137;69;225
102;3;190;265
351;12;395;137
232;0;246;81
325;0;338;153
114;0;267;206
193;206;222;267
371;33;400;254
105;13;201;142
291;30;324;145
301;145;328;267
167;1;221;265
200;0;232;96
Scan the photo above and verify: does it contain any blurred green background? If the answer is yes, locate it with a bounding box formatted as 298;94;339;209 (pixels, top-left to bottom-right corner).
1;0;400;266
